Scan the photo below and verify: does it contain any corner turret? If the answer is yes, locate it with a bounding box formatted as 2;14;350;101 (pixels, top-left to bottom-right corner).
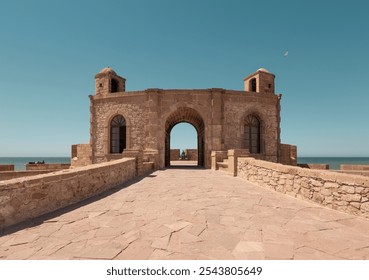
243;68;275;94
94;67;126;96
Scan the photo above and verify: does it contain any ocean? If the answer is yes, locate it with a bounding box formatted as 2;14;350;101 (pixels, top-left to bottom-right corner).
0;157;71;171
1;157;369;171
297;157;369;170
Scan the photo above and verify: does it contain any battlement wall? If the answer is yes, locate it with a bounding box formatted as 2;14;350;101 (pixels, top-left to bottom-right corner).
0;158;136;230
237;157;369;218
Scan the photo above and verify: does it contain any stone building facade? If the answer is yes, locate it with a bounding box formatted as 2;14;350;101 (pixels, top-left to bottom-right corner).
72;67;296;169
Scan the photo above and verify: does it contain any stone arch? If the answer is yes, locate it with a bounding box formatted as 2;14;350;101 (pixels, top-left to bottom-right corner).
165;107;205;167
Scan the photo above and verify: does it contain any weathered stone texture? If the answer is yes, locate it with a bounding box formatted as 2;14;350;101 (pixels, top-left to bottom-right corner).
73;67;296;169
0;158;136;230
0;165;14;172
170;149;180;160
237;157;369;218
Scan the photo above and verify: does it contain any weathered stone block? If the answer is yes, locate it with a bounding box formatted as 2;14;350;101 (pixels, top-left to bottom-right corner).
361;202;369;212
341;194;362;202
341;185;355;194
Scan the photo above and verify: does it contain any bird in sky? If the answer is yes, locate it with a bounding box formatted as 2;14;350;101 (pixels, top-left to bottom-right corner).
284;51;289;57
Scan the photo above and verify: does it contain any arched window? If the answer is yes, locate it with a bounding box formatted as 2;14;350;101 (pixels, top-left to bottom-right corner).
243;115;261;153
111;78;119;93
110;115;126;153
250;78;257;92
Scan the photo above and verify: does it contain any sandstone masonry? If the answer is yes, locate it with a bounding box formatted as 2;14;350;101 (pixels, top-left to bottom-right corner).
72;67;296;168
237;157;369;218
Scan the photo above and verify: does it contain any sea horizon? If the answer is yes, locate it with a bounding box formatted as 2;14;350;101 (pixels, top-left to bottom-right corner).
0;157;71;171
2;156;369;171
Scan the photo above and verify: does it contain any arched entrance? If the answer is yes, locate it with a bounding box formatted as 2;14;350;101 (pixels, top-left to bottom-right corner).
165;107;205;167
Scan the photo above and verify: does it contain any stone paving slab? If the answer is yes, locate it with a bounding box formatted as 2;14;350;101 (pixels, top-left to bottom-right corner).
1;168;369;260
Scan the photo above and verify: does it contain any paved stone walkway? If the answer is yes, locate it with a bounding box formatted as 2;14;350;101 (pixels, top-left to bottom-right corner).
1;168;369;260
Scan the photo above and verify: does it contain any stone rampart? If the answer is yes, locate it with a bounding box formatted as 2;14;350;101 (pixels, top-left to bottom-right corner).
170;149;180;160
279;144;297;166
0;165;14;172
185;149;198;161
0;171;54;181
26;163;70;171
71;144;92;168
237;157;369;218
0;158;136;230
341;164;369;171
298;163;330;170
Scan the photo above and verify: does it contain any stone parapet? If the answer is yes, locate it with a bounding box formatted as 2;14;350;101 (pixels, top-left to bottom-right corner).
298;163;330;170
341;164;369;171
228;149;250;176
211;150;228;170
0;171;54;181
122;149;144;176
170;149;180;160
237;157;369;218
26;163;70;171
71;144;92;168
185;149;198;161
0;158;136;230
279;144;297;166
0;165;14;172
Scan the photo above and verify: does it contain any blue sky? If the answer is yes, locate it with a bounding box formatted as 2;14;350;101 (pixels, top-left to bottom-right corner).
0;0;368;157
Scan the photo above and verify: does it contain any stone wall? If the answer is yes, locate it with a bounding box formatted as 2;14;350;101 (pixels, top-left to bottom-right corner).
279;144;297;166
0;165;14;172
26;163;71;171
298;163;329;170
0;158;136;230
341;164;369;171
170;149;180;160
185;149;198;161
0;171;54;181
71;144;92;168
237;157;369;218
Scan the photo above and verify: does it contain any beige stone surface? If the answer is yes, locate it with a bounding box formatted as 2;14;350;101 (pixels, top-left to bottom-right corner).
1;168;369;260
73;67;296;169
237;157;369;218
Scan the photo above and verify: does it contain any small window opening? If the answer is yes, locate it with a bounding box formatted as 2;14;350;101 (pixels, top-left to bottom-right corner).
111;79;119;93
250;78;257;92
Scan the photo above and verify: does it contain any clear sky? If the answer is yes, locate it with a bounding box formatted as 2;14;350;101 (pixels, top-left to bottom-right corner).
0;0;368;157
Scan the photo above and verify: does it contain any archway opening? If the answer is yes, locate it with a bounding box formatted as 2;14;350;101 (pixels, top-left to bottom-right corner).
170;122;198;166
165;107;205;167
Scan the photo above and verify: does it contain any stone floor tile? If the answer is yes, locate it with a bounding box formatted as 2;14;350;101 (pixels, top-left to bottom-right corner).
232;241;265;259
1;168;369;260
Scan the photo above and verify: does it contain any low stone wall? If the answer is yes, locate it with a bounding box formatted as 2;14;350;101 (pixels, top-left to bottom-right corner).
185;149;198;161
279;144;297;166
298;163;330;170
0;158;136;230
26;163;70;171
71;144;92;168
170;149;180;160
0;171;54;181
0;165;14;172
237;157;369;218
333;170;369;177
341;164;369;171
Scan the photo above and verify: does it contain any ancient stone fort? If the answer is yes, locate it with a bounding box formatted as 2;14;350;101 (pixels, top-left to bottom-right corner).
1;67;369;234
71;67;296;169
